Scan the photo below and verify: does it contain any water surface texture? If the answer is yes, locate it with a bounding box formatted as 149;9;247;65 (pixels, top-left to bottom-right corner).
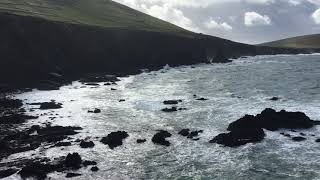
9;54;320;179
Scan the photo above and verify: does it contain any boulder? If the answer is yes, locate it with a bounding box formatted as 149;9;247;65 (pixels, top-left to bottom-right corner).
187;130;203;139
152;130;172;146
65;153;82;169
269;97;280;101
91;166;99;172
100;131;129;149
80;140;95;148
315;139;320;143
39;102;62;110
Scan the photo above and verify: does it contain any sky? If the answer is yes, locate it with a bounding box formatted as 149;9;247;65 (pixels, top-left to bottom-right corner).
113;0;320;44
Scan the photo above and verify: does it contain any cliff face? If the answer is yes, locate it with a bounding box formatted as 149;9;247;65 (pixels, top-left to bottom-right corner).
260;34;320;49
0;13;205;87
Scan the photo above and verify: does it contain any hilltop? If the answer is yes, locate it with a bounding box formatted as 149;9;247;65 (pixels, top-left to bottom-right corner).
260;34;320;49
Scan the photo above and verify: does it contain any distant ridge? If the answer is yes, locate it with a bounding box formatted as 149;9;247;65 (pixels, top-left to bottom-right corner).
260;34;320;49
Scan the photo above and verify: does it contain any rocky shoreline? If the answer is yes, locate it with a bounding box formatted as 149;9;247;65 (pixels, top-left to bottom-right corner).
1;76;320;179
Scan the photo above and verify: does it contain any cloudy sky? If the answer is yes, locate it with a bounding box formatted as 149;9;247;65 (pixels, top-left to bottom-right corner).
113;0;320;44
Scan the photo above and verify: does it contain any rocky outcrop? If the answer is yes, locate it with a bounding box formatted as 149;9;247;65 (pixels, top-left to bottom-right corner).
100;131;129;149
210;108;319;147
152;130;172;146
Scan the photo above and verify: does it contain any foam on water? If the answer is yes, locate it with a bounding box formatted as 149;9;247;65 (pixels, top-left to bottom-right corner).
7;54;320;179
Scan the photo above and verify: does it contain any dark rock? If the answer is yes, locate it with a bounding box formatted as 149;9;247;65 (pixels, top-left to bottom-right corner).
19;161;62;180
137;139;147;143
0;98;23;108
292;136;307;142
187;130;203;139
55;142;72;147
65;153;82;169
80;140;95;148
161;107;177;112
39;102;62;110
152;130;172;146
300;133;306;136
104;83;112;86
210;128;265;147
111;88;117;91
0;114;38;124
0;169;17;178
315;139;320;143
163;100;182;105
269;97;280;101
178;129;190;137
88;108;101;113
227;108;317;131
280;133;291;137
196;98;208;101
66;173;82;178
91;166;99;172
178;107;187;111
119;99;126;102
85;83;99;86
100;131;129;149
82;160;97;166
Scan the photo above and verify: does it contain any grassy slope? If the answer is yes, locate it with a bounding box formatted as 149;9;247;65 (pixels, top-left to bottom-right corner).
260;34;320;49
0;0;190;35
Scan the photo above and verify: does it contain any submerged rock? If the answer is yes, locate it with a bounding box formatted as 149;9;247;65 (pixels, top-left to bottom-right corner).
269;97;280;101
66;173;82;178
315;139;320;143
292;136;307;142
152;130;172;146
163;100;182;105
88;108;101;113
83;160;97;167
100;131;129;149
80;140;95;148
187;130;203;139
39;102;62;110
178;129;190;137
137;139;147;144
161;107;178;112
196;98;208;101
65;153;82;169
55;142;72;147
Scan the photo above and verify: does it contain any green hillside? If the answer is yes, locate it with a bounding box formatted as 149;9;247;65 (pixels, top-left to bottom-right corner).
0;0;189;35
260;34;320;49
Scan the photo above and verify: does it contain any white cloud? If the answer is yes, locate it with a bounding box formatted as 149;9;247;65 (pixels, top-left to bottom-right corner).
312;8;320;24
244;11;271;26
204;18;233;31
